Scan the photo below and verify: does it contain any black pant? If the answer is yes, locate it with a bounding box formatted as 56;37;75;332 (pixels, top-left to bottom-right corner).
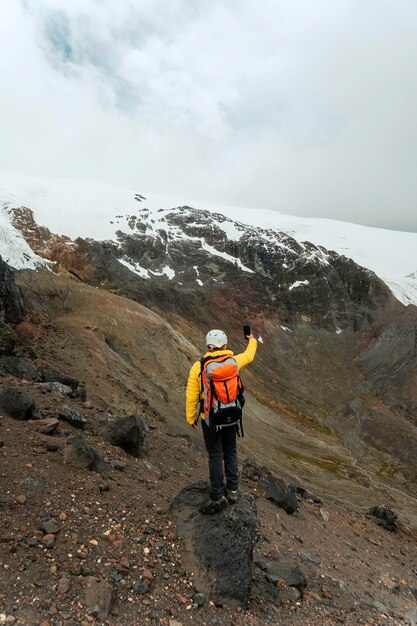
202;420;239;501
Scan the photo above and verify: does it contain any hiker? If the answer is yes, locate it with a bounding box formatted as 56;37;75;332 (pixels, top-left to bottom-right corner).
186;329;257;514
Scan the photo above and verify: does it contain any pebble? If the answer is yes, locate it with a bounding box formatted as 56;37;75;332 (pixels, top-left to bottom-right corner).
41;534;55;548
194;592;206;607
320;508;330;522
40;519;60;535
57;576;71;595
15;495;27;505
26;537;38;547
132;581;149;595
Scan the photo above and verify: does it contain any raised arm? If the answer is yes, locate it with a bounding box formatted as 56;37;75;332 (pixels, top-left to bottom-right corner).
234;335;257;370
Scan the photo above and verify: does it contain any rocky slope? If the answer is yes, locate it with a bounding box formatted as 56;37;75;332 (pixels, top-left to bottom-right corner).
4;201;417;517
1;297;417;625
1;252;417;623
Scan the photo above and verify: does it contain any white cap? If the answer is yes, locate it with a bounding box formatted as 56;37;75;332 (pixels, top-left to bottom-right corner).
206;329;228;348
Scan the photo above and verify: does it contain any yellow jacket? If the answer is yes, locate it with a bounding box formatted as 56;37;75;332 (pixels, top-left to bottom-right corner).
185;337;257;425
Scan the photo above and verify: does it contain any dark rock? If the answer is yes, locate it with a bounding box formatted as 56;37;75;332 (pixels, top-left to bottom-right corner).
0;256;25;324
369;505;398;531
242;458;268;481
260;474;299;514
85;577;113;619
64;435;106;474
0;322;17;356
40;519;60;534
194;592;206;607
77;565;92;577
132;581;150;595
58;406;87;429
170;481;258;608
0;356;40;381
26;537;38;547
295;485;323;504
0;386;34;420
38;367;80;391
75;382;87;402
263;557;307;594
106;414;145;456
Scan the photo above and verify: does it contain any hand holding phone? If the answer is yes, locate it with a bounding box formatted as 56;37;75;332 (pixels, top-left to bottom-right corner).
243;325;251;339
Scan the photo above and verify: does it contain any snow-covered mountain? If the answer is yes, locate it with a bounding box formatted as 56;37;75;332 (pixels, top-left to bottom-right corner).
1;171;416;306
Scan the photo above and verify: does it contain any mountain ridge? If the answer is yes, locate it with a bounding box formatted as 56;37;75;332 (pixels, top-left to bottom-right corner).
1;171;417;305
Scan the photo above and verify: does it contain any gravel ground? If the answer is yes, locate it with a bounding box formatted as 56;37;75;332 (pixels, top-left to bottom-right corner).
1;375;417;626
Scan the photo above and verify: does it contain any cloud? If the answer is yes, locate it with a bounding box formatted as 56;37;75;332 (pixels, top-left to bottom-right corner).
1;0;417;231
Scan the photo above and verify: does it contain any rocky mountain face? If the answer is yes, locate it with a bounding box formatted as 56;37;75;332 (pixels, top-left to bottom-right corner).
0;254;24;324
0;254;25;355
4;202;417;526
10;204;393;330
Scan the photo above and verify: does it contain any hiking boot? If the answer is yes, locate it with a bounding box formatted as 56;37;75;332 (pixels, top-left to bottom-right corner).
226;490;238;504
200;496;228;515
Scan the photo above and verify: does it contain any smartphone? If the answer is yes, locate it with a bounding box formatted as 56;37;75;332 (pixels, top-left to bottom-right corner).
243;325;251;339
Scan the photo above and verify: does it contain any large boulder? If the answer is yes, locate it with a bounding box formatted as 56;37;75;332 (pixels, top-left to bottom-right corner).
369;505;398;531
58;406;87;429
170;481;258;608
0;386;34;420
106;414;145;456
64;435;106;474
85;577;114;619
0;356;40;381
260;474;299;514
38;367;80;391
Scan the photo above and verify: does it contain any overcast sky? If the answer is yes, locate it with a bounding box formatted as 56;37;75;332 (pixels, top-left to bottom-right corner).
1;0;417;231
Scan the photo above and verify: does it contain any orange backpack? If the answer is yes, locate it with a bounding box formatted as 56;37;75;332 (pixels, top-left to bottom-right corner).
199;354;245;435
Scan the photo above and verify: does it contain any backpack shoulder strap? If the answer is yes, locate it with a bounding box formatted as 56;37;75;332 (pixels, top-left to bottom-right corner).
196;356;215;423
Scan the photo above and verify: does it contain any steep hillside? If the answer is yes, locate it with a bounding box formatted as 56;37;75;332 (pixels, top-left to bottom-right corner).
1;265;417;625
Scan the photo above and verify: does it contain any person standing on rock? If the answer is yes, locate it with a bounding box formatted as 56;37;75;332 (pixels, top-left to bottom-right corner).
186;329;257;514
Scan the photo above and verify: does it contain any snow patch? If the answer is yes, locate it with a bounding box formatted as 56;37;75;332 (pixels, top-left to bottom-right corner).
280;326;293;332
201;242;254;273
118;258;150;279
289;280;309;291
0;205;47;270
150;265;175;280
